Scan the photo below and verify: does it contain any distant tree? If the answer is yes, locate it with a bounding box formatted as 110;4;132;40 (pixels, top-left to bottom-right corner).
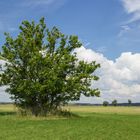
128;99;132;106
0;64;2;71
112;99;117;106
103;101;109;106
0;18;100;116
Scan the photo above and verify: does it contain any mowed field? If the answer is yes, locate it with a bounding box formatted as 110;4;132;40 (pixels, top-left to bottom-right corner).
0;104;140;140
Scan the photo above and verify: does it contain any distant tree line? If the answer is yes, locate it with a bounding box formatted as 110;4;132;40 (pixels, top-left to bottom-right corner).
103;99;132;107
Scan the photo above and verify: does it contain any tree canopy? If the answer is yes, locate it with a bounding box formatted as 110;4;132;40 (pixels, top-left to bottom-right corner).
0;18;100;116
103;101;109;106
128;99;132;106
112;99;117;106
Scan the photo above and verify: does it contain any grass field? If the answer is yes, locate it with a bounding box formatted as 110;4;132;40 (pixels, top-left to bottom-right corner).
0;104;140;140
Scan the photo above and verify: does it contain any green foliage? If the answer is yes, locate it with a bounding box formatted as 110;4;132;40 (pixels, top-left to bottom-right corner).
0;18;100;116
103;101;109;106
112;99;117;106
128;99;132;106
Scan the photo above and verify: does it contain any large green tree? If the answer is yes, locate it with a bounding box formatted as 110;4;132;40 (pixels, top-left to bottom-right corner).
0;18;100;116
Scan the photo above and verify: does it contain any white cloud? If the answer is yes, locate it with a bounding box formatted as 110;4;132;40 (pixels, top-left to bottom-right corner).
0;86;11;103
75;46;140;103
0;60;11;102
122;0;140;13
118;25;131;37
96;46;107;53
121;0;140;22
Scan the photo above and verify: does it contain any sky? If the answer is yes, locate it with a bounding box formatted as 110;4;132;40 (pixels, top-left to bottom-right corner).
0;0;140;103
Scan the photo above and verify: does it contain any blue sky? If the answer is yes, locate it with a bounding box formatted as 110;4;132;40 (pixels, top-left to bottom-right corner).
0;0;140;103
0;0;140;59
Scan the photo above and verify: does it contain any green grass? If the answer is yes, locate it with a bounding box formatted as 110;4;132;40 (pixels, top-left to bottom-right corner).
0;105;140;140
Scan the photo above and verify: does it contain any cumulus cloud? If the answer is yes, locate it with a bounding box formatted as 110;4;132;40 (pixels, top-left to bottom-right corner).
0;60;11;102
75;46;140;103
121;0;140;22
0;86;11;103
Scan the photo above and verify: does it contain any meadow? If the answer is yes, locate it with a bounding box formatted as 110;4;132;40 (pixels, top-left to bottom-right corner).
0;104;140;140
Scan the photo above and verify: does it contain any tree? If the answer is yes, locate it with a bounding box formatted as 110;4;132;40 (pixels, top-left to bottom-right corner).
0;64;2;71
103;101;109;106
0;18;100;116
128;99;132;106
112;99;117;106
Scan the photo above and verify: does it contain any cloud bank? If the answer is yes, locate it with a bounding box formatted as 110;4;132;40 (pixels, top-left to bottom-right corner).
75;46;140;103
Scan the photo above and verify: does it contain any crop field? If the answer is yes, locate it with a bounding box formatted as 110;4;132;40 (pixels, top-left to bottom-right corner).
0;104;140;140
